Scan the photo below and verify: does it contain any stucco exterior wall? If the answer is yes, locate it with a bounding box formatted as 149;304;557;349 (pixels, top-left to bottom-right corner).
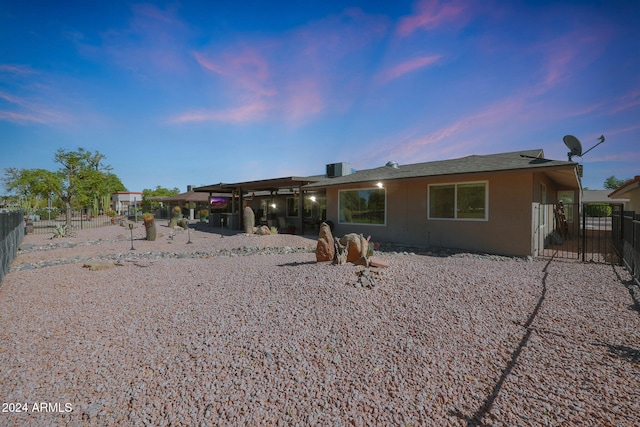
325;170;574;257
626;188;640;212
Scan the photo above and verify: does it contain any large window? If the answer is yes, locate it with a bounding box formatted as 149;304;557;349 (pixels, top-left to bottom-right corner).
428;182;488;220
339;188;386;225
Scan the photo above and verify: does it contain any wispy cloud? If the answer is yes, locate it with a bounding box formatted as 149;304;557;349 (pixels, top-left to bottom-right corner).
0;64;36;76
611;89;640;113
376;55;442;83
96;3;194;78
0;90;71;124
170;100;269;124
397;0;469;37
172;8;388;125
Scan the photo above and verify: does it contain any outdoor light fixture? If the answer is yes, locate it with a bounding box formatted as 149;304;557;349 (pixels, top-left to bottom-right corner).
128;222;135;250
271;203;276;209
310;196;317;202
376;182;384;188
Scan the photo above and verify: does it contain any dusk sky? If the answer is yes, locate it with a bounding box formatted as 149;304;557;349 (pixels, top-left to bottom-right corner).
1;0;638;193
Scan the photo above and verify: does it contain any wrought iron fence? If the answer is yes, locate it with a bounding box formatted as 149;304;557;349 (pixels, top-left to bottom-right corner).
0;210;24;285
24;208;115;235
536;202;619;264
618;210;639;285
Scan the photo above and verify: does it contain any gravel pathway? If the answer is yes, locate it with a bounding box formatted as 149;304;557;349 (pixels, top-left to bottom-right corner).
0;223;638;426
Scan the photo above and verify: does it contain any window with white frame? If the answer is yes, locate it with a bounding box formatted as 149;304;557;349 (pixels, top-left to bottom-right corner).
338;188;386;225
428;182;488;220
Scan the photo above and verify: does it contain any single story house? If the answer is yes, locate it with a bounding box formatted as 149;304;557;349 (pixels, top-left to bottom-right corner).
608;175;640;212
303;149;581;257
196;149;581;257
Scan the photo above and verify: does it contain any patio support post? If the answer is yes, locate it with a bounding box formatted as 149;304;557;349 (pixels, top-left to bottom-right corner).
298;186;304;235
239;187;244;231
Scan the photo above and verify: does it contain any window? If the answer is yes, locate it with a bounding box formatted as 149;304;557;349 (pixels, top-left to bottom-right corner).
286;196;327;218
338;188;386;225
428;182;488;220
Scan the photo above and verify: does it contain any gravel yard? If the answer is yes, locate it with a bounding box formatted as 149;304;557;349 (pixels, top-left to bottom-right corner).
0;222;638;426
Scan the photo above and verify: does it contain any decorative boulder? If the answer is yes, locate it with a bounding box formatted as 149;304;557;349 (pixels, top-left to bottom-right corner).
256;225;271;235
316;222;335;262
243;206;255;234
339;233;369;263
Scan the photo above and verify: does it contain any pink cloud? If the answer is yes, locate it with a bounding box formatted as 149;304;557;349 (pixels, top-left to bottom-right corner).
194;49;275;98
281;78;325;122
178;8;387;125
0;90;71;125
376;55;442;83
397;0;468;37
170;100;269;124
611;89;640;114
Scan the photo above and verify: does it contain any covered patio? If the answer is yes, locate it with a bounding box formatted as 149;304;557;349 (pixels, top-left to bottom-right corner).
194;176;326;235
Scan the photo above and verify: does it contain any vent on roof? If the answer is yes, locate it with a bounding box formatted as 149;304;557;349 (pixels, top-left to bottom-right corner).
385;161;399;168
326;162;351;178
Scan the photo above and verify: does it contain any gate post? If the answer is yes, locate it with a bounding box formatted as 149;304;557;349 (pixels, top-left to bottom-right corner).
582;204;586;262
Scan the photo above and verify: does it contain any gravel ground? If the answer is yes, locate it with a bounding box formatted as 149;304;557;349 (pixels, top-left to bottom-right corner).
0;222;638;426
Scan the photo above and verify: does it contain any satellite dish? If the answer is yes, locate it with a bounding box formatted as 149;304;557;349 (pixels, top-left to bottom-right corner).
563;135;583;159
562;134;605;161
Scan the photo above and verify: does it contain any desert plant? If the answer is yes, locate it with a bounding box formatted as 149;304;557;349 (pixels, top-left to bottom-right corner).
142;212;156;241
105;209;117;217
270;226;278;234
51;224;74;239
168;206;182;228
198;209;209;219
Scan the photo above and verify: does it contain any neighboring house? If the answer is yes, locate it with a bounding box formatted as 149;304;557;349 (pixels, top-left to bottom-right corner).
304;149;581;257
111;192;143;215
583;189;629;209
608;176;640;212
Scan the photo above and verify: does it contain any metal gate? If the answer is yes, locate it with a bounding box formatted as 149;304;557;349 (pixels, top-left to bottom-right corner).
534;202;620;264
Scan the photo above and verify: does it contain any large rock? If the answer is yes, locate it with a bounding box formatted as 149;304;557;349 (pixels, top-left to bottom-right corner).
315;222;335;262
243;206;255;234
256;225;271;235
339;233;369;263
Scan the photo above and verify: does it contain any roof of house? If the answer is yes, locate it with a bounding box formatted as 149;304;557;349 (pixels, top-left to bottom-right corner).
582;189;629;204
194;176;324;193
608;175;640;198
304;149;580;189
154;191;227;203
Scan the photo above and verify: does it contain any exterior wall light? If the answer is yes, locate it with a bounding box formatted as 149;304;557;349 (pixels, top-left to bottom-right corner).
376;182;384;188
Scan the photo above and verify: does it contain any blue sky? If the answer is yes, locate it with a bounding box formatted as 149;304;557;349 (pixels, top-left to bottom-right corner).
1;0;638;193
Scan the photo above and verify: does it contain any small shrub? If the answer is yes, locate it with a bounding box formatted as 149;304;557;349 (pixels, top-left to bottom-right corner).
51;224;74;239
585;203;612;217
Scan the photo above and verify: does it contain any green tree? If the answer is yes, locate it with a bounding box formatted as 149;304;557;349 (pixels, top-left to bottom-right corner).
603;175;630;190
141;185;180;212
2;148;124;227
